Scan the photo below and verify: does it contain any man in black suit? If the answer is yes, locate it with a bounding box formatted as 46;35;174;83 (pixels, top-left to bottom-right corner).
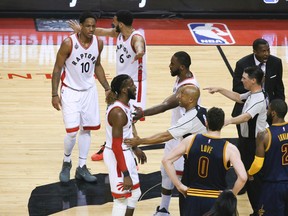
232;38;285;121
231;38;285;216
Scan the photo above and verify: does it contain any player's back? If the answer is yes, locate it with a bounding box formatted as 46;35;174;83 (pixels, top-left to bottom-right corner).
262;122;288;182
184;134;229;191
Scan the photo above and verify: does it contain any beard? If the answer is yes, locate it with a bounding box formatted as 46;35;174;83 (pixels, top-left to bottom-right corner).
266;113;273;126
115;25;121;33
170;68;180;77
128;88;136;100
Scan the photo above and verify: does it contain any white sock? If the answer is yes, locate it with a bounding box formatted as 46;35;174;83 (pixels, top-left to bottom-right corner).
160;193;171;211
78;130;91;167
112;198;127;216
63;132;77;162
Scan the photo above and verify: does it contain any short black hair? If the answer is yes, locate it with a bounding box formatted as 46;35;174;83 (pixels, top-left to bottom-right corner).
111;74;131;95
79;11;97;24
270;99;287;119
173;51;191;68
253;38;269;50
116;10;133;26
207;107;225;131
243;66;264;85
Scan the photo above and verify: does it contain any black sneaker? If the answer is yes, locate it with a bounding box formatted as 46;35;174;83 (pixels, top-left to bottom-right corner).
153;206;170;216
59;161;72;183
75;165;97;182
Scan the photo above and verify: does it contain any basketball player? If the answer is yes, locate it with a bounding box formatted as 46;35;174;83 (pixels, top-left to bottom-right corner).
51;11;110;183
133;51;199;215
204;66;268;215
103;74;147;216
162;107;247;215
248;99;288;216
124;85;206;149
69;10;147;161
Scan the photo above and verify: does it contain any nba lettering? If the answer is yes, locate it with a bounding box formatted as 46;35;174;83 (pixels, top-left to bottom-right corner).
188;23;235;45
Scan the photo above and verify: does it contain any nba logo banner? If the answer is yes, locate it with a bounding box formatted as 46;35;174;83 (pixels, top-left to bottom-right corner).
188;23;235;45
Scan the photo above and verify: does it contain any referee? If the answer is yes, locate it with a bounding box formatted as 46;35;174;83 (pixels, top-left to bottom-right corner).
204;66;268;216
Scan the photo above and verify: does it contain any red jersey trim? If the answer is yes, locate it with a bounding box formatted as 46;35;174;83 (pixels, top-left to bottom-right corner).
83;125;101;130
66;126;79;133
111;183;141;198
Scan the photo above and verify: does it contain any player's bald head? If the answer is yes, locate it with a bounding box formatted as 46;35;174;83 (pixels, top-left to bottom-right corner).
181;85;200;101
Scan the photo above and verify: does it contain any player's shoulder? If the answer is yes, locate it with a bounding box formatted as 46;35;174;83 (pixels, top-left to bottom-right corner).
59;36;73;52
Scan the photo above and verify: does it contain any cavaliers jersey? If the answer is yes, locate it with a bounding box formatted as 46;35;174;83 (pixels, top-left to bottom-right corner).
185;134;229;193
262;122;288;182
116;30;146;82
105;101;133;150
61;33;99;90
171;77;200;126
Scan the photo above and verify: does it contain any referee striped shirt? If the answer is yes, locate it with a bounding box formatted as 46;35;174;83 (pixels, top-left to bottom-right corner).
240;91;268;138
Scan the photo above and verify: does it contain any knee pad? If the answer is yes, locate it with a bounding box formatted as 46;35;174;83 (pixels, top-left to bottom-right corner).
112;197;127;216
127;187;141;209
161;166;174;190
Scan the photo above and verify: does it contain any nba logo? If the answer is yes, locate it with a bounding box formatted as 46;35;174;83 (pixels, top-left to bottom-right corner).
263;0;279;3
188;23;235;45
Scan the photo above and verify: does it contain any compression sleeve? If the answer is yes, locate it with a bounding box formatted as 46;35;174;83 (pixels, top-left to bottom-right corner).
247;156;264;175
112;137;128;172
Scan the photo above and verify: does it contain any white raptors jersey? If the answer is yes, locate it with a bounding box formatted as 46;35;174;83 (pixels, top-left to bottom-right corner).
61;33;99;90
171;76;200;126
116;30;147;82
105;101;133;150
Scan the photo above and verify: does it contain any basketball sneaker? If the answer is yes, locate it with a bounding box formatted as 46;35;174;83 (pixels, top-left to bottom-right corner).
91;142;106;161
153;206;170;216
59;161;72;183
75;165;97;182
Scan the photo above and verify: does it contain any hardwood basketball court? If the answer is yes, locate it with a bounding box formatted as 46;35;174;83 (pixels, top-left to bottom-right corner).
0;18;287;215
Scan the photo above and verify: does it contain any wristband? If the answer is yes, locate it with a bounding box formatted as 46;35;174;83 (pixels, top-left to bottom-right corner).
123;170;130;177
52;94;58;97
